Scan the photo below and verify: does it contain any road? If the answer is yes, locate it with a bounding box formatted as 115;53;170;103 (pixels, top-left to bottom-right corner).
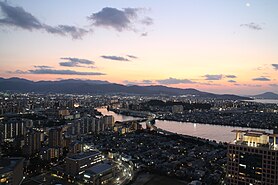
114;159;134;185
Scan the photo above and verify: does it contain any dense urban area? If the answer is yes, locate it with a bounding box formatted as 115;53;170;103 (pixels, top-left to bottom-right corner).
0;92;277;185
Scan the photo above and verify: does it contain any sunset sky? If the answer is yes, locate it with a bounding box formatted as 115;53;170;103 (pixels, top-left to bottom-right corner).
0;0;277;95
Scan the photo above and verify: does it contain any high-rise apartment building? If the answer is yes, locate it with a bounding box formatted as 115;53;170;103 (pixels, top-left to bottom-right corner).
226;130;278;185
24;129;42;156
101;115;115;129
48;127;63;147
1;118;26;140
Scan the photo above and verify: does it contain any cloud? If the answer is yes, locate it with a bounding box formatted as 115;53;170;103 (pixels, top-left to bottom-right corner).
141;17;153;25
204;74;223;81
269;84;278;87
142;80;153;84
228;80;236;83
34;65;52;69
203;74;238;81
6;69;27;74
240;22;262;30
0;2;88;39
127;55;138;59
156;77;196;85
123;80;154;86
101;55;130;61
88;7;136;31
195;82;219;86
225;75;237;78
254;64;269;71
59;57;95;68
88;7;153;32
141;32;148;36
272;64;278;70
245;84;262;87
0;1;42;30
45;25;89;39
252;77;271;81
233;84;262;87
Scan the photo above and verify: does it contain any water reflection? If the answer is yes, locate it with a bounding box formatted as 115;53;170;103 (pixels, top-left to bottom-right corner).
98;108;272;143
193;123;197;131
244;99;278;104
98;108;141;122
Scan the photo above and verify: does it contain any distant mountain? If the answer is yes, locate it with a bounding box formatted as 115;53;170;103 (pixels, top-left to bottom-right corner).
37;79;111;85
252;92;278;99
0;77;251;100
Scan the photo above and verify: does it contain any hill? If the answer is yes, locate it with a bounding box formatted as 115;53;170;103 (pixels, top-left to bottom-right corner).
0;77;251;100
253;92;278;99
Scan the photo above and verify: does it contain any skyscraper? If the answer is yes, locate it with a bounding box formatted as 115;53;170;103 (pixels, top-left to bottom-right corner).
226;130;278;185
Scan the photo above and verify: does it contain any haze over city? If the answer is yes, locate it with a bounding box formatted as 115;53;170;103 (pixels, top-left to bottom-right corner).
0;0;278;95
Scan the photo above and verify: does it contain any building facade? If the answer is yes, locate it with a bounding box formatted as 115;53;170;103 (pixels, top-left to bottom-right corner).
23;129;42;156
226;130;278;185
83;163;114;185
48;127;63;148
0;157;24;185
65;151;104;176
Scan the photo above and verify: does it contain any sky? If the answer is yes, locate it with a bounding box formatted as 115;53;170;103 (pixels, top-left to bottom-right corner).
0;0;277;95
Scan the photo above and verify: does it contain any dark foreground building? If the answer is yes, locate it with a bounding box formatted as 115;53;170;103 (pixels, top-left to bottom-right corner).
226;130;278;185
0;157;24;185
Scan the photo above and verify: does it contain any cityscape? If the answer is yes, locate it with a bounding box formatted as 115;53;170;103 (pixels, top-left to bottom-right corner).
1;1;278;185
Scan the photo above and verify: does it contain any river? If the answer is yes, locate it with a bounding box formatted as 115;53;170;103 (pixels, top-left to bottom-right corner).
244;99;278;104
97;108;273;143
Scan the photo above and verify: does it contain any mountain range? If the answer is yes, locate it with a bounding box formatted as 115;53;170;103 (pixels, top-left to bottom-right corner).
0;77;265;100
251;92;278;100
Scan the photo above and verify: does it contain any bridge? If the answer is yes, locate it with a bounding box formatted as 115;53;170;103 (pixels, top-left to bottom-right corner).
145;113;156;130
113;110;157;131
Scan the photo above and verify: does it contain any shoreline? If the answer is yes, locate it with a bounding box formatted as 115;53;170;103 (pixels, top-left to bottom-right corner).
99;108;244;144
154;127;227;145
107;108;274;131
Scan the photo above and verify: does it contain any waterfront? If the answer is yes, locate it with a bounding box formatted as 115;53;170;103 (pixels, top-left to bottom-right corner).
98;108;272;143
244;99;278;104
99;107;142;122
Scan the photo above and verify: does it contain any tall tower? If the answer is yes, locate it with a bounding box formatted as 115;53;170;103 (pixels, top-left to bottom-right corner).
48;127;63;148
226;130;278;185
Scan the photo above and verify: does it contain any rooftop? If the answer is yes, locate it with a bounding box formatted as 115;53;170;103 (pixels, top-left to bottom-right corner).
84;163;112;176
231;129;271;136
67;151;101;160
231;129;278;150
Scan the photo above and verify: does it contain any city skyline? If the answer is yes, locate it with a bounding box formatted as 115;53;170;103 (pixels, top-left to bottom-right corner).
0;0;278;95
